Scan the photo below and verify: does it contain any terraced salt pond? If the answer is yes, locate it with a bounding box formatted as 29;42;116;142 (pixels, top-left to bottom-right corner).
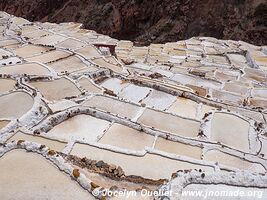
8;132;67;152
48;55;89;74
47;115;111;142
83;95;143;120
118;84;152;104
137;109;200;137
32;34;67;46
92;58;123;73
99;123;154;151
167;97;198;118
100;78;129;94
29;78;81;101
15;45;52;58
71;144;212;180
210;112;250;152
0;12;267;199
56;38;86;50
78;77;102;93
0;91;33;118
155;137;202;159
0;63;51;76
48;100;78;112
204;150;265;173
0;79;15;93
23;29;52;40
76;45;101;58
141;90;176;110
0;150;95;200
26;50;71;64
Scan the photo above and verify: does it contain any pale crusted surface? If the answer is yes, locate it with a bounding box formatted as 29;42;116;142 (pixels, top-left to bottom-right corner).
0;12;267;200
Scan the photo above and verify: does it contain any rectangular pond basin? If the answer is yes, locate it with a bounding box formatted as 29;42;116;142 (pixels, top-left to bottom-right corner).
99;123;154;151
0;63;51;76
32;34;67;46
15;45;52;58
211;112;250;152
167;97;198;119
118;84;152;104
92;58;123;73
48;55;88;74
56;38;86;50
29;78;81;101
141;90;176;111
137;109;200;138
26;50;71;64
23;29;52;40
155;137;202;159
83;95;143;120
100;78;129;94
71;144;213;180
204;149;265;173
75;45;101;59
47;114;111;143
78;77;102;93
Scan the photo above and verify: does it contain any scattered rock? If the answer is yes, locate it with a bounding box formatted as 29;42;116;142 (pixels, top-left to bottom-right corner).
148;72;163;79
73;169;80;178
17;140;25;145
91;182;99;189
96;160;106;168
48;150;56;156
104;89;117;97
39;144;46;150
108;164;117;172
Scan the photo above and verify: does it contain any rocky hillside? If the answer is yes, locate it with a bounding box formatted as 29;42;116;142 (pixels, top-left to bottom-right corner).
0;0;266;45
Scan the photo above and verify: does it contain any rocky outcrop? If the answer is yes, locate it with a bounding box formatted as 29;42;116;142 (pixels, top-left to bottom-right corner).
0;0;266;46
